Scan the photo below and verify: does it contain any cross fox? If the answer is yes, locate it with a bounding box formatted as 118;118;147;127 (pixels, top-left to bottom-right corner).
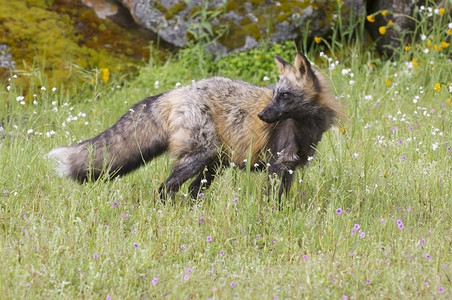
48;52;342;201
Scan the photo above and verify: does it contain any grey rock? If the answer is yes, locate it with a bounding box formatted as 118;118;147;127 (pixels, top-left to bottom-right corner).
0;44;16;69
117;0;366;53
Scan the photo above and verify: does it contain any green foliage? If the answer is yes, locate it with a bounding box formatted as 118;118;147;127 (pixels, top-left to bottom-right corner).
1;1;452;299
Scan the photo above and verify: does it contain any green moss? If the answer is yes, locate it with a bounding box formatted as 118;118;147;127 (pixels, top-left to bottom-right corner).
165;1;187;19
0;0;163;93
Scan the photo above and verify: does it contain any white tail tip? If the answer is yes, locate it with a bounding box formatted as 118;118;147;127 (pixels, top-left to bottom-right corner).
46;147;76;178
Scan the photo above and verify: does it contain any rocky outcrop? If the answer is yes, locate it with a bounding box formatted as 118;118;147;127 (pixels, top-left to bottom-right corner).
84;0;366;54
366;0;450;57
366;0;417;57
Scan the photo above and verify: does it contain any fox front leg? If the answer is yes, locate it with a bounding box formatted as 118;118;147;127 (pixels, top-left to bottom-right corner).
268;161;297;204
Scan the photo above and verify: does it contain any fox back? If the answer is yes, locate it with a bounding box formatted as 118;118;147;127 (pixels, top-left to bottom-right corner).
48;52;342;202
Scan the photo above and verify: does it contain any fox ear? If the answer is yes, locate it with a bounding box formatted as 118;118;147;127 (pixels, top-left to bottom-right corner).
293;52;312;77
274;55;291;75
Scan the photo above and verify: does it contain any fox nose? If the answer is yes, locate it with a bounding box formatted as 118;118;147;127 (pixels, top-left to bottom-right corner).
257;112;265;121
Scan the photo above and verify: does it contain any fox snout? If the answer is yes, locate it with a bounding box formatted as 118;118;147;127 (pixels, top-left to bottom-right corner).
258;103;281;123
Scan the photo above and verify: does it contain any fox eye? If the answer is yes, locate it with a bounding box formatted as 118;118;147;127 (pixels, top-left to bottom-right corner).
280;92;291;98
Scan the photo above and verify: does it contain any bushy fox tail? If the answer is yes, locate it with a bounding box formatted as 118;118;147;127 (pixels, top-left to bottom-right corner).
47;95;168;182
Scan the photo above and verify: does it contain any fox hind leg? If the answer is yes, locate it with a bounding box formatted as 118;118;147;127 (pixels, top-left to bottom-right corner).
188;159;225;198
159;150;217;201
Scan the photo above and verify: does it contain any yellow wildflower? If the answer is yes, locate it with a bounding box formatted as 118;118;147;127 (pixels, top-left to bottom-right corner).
379;26;387;35
366;15;375;23
381;10;388;17
339;126;346;135
440;41;450;49
385;78;391;86
448;29;452;35
438;8;445;16
446;98;451;105
434;83;441;92
404;44;411;51
102;68;110;83
427;40;432;47
411;58;418;68
314;36;322;44
387;20;394;26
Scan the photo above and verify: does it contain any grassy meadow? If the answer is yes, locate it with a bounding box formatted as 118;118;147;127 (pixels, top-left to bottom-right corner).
1;4;452;299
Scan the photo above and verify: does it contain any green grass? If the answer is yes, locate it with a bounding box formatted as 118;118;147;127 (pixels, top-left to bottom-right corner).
1;3;452;299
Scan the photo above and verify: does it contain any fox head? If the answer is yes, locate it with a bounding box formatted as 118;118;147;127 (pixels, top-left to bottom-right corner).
258;52;333;124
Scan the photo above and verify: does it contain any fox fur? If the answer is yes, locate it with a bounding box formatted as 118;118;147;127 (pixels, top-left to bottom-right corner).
48;52;342;201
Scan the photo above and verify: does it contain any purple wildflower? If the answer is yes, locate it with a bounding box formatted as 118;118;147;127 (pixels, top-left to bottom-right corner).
351;229;356;235
133;242;139;248
186;267;193;274
353;224;360;230
365;279;370;285
152;277;159;285
219;250;225;256
419;237;425;246
198;193;205;198
230;282;236;289
425;254;431;259
396;219;404;229
232;198;238;204
438;287;445;294
183;275;189;281
360;232;366;238
106;295;111;300
93;253;99;259
206;236;212;243
199;217;205;223
112;201;119;207
335;208;343;215
302;255;309;261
